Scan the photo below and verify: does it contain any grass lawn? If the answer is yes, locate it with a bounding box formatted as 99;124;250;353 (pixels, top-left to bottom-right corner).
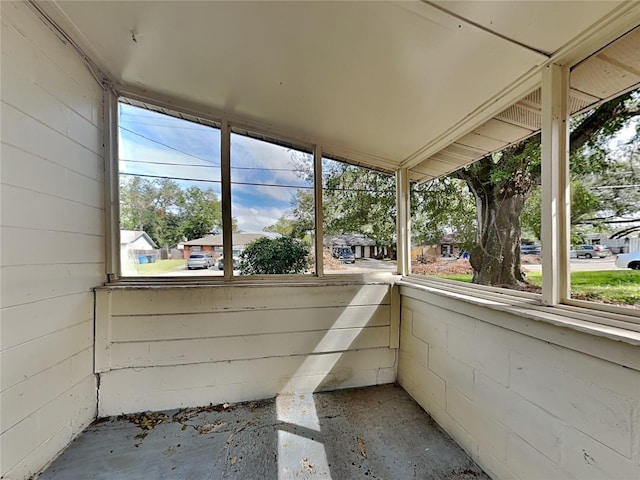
433;270;639;306
136;259;186;275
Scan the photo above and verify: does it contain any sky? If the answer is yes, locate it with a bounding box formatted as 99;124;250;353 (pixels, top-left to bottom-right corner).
119;103;313;234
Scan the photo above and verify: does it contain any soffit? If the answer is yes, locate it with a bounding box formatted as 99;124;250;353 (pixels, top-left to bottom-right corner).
409;26;640;183
36;1;633;175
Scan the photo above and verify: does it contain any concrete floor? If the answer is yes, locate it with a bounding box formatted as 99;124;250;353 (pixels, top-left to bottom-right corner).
38;384;489;480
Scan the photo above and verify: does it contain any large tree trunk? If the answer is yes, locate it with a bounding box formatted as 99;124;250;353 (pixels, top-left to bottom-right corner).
452;91;636;287
455;148;535;287
469;184;527;286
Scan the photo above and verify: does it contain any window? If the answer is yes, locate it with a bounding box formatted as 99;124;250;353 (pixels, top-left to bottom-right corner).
321;158;396;275
409;175;476;281
566;86;639;308
230;129;314;276
114;97;401;279
118;101;223;277
404;29;640;318
118;102;319;278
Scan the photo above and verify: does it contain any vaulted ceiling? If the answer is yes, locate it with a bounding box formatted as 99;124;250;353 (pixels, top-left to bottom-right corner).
35;1;640;181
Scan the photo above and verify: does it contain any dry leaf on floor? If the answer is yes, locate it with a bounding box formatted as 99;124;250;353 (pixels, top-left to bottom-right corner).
357;437;367;458
119;412;169;431
199;422;228;434
301;458;315;474
231;456;238;465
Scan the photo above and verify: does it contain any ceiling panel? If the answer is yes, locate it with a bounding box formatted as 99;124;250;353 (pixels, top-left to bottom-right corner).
431;0;625;55
39;0;548;169
32;0;637;181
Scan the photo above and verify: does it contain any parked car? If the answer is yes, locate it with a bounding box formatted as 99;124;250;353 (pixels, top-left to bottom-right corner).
615;251;640;270
187;252;214;270
332;246;356;264
217;256;240;270
572;244;610;259
520;244;541;256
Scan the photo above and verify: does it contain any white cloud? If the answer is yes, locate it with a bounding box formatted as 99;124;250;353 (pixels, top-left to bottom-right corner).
233;204;288;233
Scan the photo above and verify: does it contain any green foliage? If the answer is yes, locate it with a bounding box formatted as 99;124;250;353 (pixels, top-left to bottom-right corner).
264;217;297;237
267;159;398;250
526;270;639;305
569;180;600;224
179;186;223;240
264;190;314;240
411;177;476;251
521;119;640;242
119;177;238;247
239;236;310;275
322;162;397;247
434;270;639;306
135;259;186;275
520;187;542;240
120;176;185;247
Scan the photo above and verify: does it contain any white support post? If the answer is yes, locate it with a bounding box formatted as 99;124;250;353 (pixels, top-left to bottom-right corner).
103;88;120;281
396;168;411;276
221;120;233;280
314;145;324;277
541;64;570;306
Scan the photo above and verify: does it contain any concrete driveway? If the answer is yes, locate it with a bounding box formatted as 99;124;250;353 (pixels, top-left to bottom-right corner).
338;258;397;273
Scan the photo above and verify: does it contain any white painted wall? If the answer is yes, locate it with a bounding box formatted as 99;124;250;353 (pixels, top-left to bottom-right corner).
0;2;104;478
397;285;640;480
95;283;398;415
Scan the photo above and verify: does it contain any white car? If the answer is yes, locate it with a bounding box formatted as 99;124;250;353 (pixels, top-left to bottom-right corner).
614;251;640;270
187;253;214;270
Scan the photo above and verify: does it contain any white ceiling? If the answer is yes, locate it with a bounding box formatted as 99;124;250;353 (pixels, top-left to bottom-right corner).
36;1;639;176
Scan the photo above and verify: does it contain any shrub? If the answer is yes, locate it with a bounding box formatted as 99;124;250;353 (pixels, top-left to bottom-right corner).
239;236;310;275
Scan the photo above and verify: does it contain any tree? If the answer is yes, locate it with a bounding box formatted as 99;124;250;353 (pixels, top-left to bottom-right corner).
322;163;396;250
267;160;398;254
179;186;223;240
571;133;640;235
119;176;184;248
239;236;309;275
521;120;640;243
119;177;235;248
454;91;638;286
411;177;476;252
264;217;297;237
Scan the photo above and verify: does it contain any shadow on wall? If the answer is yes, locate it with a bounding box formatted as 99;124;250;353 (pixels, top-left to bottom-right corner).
95;283;398;416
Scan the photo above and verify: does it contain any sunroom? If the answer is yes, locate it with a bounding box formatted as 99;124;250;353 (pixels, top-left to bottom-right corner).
1;1;639;479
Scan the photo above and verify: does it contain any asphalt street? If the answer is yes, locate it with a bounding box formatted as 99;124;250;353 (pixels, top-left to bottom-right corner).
523;257;618;273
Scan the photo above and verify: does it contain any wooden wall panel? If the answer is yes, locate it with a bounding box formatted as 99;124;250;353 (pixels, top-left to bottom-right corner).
96;284;398;415
0;2;103;477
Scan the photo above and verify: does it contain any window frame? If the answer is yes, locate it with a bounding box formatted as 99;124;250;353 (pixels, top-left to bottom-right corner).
105;60;639;329
401;63;640;324
107;92;398;283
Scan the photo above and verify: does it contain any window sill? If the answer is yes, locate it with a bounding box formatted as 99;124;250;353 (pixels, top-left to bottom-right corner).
100;271;400;289
397;276;640;370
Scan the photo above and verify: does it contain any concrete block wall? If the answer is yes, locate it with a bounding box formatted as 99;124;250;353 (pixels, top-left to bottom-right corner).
0;2;104;478
95;283;399;416
397;285;640;480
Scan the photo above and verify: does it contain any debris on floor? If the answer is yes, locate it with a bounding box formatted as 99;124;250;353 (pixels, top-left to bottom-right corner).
117;411;169;430
37;385;490;480
356;437;367;458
